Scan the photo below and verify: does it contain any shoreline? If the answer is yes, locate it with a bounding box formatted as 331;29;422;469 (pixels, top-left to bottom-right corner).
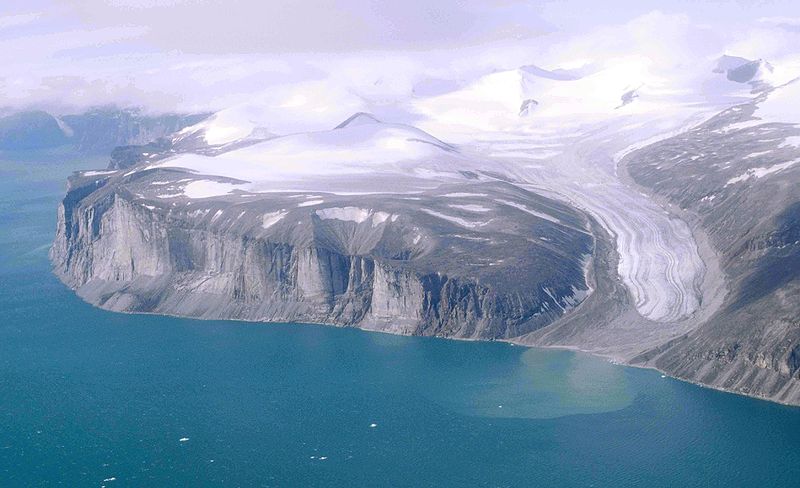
52;264;800;409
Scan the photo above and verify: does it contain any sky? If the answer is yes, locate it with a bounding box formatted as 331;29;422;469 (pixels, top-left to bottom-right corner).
1;0;799;119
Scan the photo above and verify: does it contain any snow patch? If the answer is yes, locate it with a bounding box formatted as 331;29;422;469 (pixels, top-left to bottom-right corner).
420;209;487;228
780;135;800;148
495;199;561;224
725;159;800;186
743;150;773;159
262;210;287;229
298;199;324;207
183;180;240;199
753;80;800;126
315;207;395;226
442;192;488;198
448;204;491;213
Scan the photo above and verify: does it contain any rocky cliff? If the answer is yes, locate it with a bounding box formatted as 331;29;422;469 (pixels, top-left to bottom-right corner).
52;169;594;341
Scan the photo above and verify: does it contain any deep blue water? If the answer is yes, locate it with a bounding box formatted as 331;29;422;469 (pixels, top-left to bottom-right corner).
1;148;799;487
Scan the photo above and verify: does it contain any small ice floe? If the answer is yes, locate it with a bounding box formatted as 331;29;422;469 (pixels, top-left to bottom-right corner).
369;423;378;428
179;437;190;442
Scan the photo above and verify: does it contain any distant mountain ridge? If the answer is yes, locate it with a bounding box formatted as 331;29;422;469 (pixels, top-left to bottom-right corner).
0;107;208;153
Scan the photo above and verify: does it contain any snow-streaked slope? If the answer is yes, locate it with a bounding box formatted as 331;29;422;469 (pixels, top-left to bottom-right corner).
407;59;738;323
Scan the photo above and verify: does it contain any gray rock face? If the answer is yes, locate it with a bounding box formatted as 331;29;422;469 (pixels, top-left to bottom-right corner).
51;169;593;341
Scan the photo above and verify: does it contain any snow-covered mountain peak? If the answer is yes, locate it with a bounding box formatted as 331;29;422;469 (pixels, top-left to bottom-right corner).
334;112;382;129
712;55;777;89
713;55;753;74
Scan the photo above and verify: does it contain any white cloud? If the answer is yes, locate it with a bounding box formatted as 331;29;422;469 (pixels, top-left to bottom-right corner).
0;0;799;122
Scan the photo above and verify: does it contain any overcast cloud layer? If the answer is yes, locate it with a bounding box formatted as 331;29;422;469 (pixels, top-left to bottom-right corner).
1;0;800;120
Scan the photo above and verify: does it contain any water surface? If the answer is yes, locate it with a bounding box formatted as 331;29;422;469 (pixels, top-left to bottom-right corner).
1;149;799;487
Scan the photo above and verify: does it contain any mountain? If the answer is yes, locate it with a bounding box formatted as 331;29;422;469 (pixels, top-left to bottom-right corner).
622;80;800;404
0;111;71;150
50;55;800;406
0;107;208;153
107;107;276;170
334;112;382;128
51;114;594;340
713;55;776;89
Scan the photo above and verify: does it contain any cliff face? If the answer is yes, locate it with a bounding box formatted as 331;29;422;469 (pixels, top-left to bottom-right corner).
52;171;593;341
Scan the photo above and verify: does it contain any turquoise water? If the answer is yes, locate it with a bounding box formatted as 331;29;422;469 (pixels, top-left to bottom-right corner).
1;149;799;487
